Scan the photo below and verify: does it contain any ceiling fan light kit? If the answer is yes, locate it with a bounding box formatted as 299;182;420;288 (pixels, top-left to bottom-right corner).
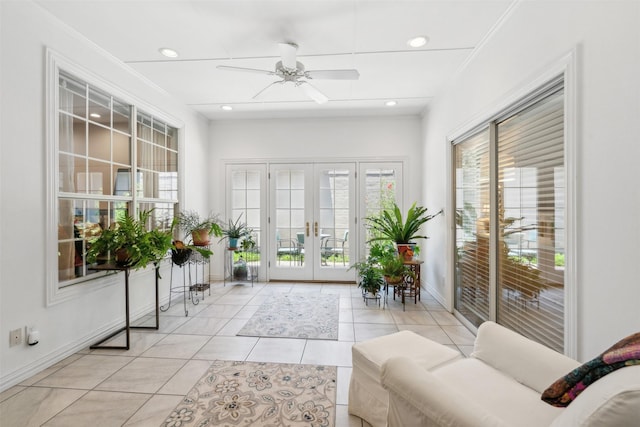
217;42;359;104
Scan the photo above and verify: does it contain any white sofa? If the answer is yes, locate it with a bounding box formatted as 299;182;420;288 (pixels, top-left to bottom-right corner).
380;321;640;427
349;330;463;426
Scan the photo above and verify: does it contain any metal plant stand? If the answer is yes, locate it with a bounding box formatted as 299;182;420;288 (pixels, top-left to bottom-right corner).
90;263;160;350
161;246;211;317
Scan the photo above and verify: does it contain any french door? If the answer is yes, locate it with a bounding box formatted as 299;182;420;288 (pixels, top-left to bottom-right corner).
269;163;355;281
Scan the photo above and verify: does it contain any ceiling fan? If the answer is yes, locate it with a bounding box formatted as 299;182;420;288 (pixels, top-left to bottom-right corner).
217;42;360;104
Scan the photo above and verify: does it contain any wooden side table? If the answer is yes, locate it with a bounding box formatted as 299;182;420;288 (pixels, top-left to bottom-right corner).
393;260;423;311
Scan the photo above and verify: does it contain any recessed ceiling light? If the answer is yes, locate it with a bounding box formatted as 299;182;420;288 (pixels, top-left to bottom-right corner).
385;101;397;107
221;105;233;111
407;36;429;48
159;47;179;58
90;113;101;118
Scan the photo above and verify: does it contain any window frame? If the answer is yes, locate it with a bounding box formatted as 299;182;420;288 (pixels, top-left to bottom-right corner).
446;50;577;357
45;49;184;306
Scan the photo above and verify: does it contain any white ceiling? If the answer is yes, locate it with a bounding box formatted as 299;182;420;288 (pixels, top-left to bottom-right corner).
35;0;514;120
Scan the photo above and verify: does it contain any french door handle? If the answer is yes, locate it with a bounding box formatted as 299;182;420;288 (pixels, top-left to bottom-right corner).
306;222;310;237
314;222;318;237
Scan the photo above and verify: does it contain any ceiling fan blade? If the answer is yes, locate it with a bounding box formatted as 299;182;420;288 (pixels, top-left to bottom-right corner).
278;42;298;70
217;65;275;76
305;69;360;80
298;80;329;104
252;80;285;100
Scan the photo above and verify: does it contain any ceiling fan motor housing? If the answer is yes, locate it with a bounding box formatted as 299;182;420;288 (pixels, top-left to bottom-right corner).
275;61;305;81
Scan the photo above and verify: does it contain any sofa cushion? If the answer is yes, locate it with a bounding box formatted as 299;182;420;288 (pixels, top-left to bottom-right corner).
433;358;564;427
542;331;640;407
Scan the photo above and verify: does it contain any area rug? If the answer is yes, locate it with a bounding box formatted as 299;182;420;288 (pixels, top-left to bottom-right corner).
237;294;339;340
162;360;337;427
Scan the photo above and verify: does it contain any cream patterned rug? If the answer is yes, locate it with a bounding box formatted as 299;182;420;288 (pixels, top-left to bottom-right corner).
237;294;339;340
163;360;337;427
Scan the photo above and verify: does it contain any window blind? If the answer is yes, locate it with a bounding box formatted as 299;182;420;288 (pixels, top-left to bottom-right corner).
454;129;491;327
496;88;565;352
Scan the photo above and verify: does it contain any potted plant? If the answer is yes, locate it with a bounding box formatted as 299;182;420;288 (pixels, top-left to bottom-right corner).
86;210;173;269
177;210;223;246
220;213;250;249
350;259;385;297
366;202;443;261
378;252;413;285
366;241;414;285
240;233;256;252
170;239;193;266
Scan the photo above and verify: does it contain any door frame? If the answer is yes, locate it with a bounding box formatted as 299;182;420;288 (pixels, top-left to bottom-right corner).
268;162;356;282
223;158;407;283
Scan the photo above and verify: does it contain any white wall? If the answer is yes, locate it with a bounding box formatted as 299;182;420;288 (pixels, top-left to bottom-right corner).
207;116;424;276
422;0;640;360
0;1;209;390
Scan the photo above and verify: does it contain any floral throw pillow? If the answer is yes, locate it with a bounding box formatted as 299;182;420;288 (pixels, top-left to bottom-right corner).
541;331;640;407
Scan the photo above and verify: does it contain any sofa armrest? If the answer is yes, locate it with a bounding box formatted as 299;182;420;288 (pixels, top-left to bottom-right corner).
381;357;508;427
549;365;640;427
472;321;580;393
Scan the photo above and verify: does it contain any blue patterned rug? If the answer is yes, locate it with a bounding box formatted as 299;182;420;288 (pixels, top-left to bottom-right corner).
163;360;336;426
237;293;339;340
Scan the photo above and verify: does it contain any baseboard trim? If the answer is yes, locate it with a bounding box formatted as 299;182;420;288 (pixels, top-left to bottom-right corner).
0;295;170;393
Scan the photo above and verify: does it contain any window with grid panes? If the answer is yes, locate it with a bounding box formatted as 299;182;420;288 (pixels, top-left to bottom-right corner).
56;71;178;287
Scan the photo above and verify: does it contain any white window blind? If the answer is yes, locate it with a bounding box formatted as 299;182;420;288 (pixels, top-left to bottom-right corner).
453;83;565;353
497;88;565;352
454;130;491;326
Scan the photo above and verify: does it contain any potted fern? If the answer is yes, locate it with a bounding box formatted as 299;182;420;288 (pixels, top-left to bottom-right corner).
350;259;385;297
86;210;173;269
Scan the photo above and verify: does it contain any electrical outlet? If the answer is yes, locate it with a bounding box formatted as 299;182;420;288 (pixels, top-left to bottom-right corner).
10;328;22;346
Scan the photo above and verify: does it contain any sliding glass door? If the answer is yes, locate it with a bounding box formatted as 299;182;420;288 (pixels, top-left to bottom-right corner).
454;84;566;352
454;130;491;327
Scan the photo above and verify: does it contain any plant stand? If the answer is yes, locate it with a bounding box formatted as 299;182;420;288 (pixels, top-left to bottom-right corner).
161;247;211;317
392;260;423;311
362;289;381;307
89;263;160;350
224;247;257;287
188;247;211;298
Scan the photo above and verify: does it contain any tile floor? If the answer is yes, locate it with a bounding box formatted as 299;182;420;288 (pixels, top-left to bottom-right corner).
0;282;476;427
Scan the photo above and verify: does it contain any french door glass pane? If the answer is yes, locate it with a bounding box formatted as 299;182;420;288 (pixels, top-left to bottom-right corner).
319;168;350;267
496;89;565;353
231;169;261;236
275;169;305;267
363;167;398;245
454;130;491;327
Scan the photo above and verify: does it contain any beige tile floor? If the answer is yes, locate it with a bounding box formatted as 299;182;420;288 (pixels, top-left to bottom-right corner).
0;282;475;427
